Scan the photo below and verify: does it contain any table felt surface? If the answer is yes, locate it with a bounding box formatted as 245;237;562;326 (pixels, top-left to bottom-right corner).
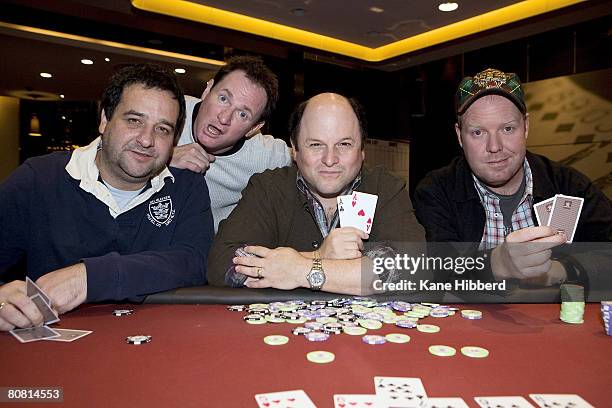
1;303;609;408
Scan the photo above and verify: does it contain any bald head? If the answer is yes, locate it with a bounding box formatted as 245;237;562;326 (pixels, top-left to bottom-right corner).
289;93;367;150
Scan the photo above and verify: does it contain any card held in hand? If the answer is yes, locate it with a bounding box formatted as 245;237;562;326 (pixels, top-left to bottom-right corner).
337;192;378;233
548;194;584;242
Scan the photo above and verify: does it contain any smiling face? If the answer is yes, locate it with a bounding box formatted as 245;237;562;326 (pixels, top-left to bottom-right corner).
193;70;267;155
292;93;365;205
96;84;179;190
456;95;529;195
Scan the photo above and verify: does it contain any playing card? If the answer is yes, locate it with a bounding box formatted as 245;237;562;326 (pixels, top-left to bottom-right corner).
338;192;378;233
548;194;584;242
26;276;51;305
534;197;554;227
374;377;428;408
474;396;535;408
9;326;60;343
254;390;317;408
529;394;595;408
427;397;469;408
44;329;92;342
30;294;60;325
334;394;383;408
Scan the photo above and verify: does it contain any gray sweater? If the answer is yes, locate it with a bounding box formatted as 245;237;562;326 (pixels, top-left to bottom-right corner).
178;95;292;232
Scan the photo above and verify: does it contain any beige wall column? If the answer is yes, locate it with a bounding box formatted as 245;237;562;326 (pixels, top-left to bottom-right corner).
0;96;20;183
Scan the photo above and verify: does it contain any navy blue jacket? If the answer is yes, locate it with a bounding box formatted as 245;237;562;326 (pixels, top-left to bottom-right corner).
0;152;213;302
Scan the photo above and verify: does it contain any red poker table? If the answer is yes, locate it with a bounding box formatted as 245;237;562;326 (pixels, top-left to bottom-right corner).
1;287;610;408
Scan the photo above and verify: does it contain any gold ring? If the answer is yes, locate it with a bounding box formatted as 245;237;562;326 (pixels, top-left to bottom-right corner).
256;268;263;279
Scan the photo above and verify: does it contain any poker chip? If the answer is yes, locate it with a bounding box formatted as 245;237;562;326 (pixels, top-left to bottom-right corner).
292;327;312;336
385;333;411;343
112;309;133;316
263;335;289;346
265;314;285;323
244;315;267;324
358;319;383;330
391;301;411;312
226;305;246;312
362;335;387;345
248;303;268;311
342;326;367;336
428;345;456;357
416;324;440;333
316;317;338;324
340;321;358;328
306;351;335;364
461;346;489;358
560;285;585;324
126;335;151;345
395;320;417;329
286;317;308;324
304;322;324;330
461;309;483;320
304;332;330;342
323;323;343;334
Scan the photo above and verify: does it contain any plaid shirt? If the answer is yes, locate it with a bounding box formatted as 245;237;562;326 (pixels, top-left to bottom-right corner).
296;172;362;238
473;159;535;250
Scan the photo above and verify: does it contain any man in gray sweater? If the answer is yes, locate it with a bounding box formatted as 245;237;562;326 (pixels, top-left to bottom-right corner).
171;56;291;232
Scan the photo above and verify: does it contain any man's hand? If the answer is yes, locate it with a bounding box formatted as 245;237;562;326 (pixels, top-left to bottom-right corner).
233;246;311;290
319;227;368;260
170;143;216;174
36;263;87;315
0;280;44;331
491;226;567;283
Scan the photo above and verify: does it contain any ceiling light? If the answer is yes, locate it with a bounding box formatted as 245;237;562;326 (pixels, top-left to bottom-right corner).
61;115;66;120
174;68;186;74
369;7;384;13
438;2;459;12
40;72;52;78
81;59;94;65
104;57;110;62
59;94;65;99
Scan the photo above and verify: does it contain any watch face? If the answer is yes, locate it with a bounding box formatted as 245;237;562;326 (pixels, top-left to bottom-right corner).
310;271;325;286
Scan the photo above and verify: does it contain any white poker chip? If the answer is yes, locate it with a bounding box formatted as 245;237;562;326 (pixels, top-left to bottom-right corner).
461;309;483;319
263;335;289;346
358;319;383;330
385;333;411;343
416;324;440;333
428;345;456;357
126;335;151;345
306;350;335;364
460;346;489;358
342;326;367;336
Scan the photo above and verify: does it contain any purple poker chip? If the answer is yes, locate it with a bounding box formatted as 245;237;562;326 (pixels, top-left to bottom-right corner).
341;321;358;328
430;309;450;318
395;320;417;329
337;314;356;322
362;335;387;345
391;301;411;312
305;332;330;342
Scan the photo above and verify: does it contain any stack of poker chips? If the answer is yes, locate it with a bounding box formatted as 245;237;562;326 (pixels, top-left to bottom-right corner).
559;284;585;324
601;301;611;336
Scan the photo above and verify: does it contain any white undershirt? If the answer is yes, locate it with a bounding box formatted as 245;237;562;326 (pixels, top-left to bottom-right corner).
102;180;145;211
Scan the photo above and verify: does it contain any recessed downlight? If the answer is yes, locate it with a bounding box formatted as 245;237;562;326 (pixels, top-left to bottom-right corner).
81;59;94;65
438;2;459;12
40;72;52;78
174;68;186;74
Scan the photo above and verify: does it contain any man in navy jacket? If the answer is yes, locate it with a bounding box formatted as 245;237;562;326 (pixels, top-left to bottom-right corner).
0;64;213;331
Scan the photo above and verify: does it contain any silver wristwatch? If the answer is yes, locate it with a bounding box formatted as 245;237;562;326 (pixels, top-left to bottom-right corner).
306;257;326;291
